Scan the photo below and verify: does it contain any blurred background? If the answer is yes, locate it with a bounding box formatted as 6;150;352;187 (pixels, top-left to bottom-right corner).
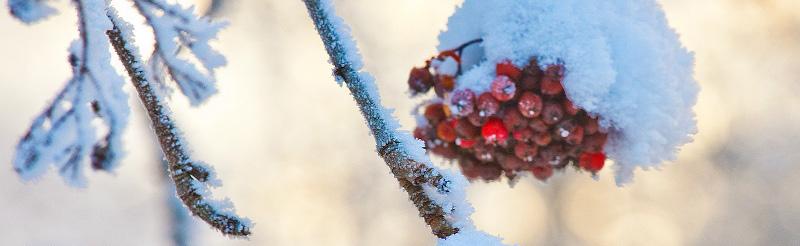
1;0;799;245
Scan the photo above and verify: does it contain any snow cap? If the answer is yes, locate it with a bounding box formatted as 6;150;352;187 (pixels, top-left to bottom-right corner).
438;0;699;185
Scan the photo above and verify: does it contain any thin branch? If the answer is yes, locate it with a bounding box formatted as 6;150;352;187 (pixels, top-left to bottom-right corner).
105;11;251;237
301;0;475;239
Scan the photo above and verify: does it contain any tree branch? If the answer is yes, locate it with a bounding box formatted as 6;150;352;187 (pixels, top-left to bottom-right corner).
105;11;251;237
301;0;473;238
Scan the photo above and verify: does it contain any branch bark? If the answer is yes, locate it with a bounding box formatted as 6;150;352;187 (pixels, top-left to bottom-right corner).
301;0;464;238
106;12;251;237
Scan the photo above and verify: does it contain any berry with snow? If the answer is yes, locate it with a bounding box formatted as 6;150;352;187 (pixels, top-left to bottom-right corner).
490;75;516;101
477;92;500;117
518;91;543;118
496;60;522;81
407;45;610;183
408;67;433;95
450;89;476;117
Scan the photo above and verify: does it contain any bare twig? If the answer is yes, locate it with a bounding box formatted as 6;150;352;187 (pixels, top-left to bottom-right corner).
106;11;251;237
301;0;473;238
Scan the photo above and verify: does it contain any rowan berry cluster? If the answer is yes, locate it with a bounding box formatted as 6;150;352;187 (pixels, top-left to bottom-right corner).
409;43;608;182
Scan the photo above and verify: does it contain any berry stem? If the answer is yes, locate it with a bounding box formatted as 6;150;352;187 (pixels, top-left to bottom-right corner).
448;38;483;75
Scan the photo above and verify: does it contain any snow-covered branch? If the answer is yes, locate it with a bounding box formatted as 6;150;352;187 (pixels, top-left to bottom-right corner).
106;10;251;237
13;0;129;186
301;0;501;241
133;0;227;105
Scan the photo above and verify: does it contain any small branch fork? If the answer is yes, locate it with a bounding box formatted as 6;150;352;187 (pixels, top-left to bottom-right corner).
105;10;251;237
302;0;472;238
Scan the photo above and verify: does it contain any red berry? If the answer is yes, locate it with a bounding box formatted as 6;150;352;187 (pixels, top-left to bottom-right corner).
584;118;600;135
533;132;552;146
436;121;457;143
582;133;608;153
540;77;563;96
523;59;543;79
542;102;564;125
545;64;565;79
424;103;446;124
565;125;584;145
467;111;488;127
473;142;495;162
477;92;500;117
540;65;565;96
431;144;459;159
434;75;455;97
519;75;538;91
514;142;538;162
490;75;517;101
408;67;433;95
518;92;543;118
563;100;580;115
498;154;525;171
540;144;567;166
450;89;476;117
501;107;527;131
554;120;578;140
529;118;548;133
579;152;606;172
513;127;535;143
477;165;502;180
456;138;476;149
413;126;435;141
459;157;481;179
481;117;509;145
519;60;542;90
496;60;522;81
454;118;480;138
530;164;553;181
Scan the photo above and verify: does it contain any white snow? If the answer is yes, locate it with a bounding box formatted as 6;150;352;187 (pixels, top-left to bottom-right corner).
135;0;228;106
432;56;459;77
13;0;131;186
7;0;58;23
438;0;699;185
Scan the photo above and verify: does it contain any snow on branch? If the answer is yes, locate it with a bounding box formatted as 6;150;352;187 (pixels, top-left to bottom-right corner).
13;0;130;186
106;10;251;237
7;0;57;23
133;0;227;105
301;0;502;242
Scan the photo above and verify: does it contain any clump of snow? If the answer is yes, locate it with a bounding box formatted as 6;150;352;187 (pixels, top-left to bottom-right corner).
432;56;459;77
437;227;505;246
438;0;698;185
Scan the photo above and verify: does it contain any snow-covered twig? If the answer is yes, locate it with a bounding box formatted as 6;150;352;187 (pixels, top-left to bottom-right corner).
133;0;227;105
106;11;251;237
13;0;129;186
301;0;490;239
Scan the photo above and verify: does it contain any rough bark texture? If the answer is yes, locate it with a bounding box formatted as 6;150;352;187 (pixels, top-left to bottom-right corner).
106;20;251;237
302;0;459;238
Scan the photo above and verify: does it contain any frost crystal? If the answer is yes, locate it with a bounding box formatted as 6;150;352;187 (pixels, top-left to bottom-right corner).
438;0;698;185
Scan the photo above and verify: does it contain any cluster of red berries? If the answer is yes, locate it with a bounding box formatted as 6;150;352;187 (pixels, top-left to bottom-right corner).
408;46;608;182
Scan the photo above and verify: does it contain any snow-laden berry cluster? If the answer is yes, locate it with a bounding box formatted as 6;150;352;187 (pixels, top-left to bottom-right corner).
421;0;699;185
411;44;608;182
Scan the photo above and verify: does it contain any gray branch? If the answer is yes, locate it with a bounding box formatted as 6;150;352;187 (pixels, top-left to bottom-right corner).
301;0;464;238
106;13;251;237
